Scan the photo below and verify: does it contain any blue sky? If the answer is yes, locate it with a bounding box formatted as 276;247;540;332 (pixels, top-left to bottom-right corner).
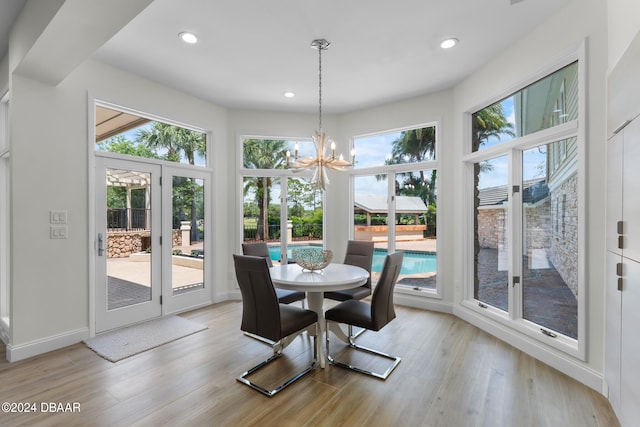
476;97;548;189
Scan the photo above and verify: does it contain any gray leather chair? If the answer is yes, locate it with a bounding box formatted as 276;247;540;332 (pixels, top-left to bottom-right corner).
324;240;374;340
241;242;306;305
233;254;318;396
324;240;374;301
324;251;403;380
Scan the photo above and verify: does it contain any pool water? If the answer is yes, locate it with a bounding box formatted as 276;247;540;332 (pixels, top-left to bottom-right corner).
268;245;436;275
372;249;436;275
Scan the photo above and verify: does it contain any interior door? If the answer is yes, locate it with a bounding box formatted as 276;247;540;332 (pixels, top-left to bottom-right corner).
95;157;162;333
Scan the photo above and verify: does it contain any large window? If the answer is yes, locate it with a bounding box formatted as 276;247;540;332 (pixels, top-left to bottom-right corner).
352;125;438;295
95;105;207;166
466;60;583;355
240;138;323;263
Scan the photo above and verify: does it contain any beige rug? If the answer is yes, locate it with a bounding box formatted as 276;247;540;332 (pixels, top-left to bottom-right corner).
84;316;207;362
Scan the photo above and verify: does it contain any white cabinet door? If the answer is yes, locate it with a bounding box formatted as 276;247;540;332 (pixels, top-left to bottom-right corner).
623;118;640;262
605;251;622;416
620;257;640;426
607;131;624;255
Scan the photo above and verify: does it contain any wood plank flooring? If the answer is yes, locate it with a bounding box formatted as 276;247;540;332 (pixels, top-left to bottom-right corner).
0;302;620;426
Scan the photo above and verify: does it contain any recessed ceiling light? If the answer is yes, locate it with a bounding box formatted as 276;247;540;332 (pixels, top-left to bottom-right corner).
440;38;459;49
179;32;198;44
284;92;295;98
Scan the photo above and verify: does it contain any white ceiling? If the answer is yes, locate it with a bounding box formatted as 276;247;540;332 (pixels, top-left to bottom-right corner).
0;0;28;60
3;0;569;114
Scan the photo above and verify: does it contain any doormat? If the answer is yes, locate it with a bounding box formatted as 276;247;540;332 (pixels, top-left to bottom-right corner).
84;316;207;362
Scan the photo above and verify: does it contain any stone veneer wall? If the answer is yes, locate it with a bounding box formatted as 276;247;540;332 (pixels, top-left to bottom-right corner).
548;173;578;296
477;206;506;249
107;230;182;258
524;199;551;250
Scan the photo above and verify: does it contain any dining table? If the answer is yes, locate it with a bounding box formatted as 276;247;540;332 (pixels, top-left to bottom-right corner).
269;262;369;368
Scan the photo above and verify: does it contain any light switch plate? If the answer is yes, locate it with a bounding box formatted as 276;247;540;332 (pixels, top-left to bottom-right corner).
50;210;68;224
50;225;68;239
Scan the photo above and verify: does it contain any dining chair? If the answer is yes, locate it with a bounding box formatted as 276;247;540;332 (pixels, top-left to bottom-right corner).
233;254;318;396
324;240;374;339
324;251;403;380
242;242;306;306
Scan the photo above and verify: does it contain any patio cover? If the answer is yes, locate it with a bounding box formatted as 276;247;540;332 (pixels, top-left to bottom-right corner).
354;195;427;214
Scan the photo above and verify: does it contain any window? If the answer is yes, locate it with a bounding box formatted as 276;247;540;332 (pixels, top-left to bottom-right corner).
471;62;578;152
352;125;439;295
240;138;323;263
95;105;207;166
466;59;583;356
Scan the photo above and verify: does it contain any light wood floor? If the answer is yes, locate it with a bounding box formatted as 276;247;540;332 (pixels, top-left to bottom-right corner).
0;302;619;427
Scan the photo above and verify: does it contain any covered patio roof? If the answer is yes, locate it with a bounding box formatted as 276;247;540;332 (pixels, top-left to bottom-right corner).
96;105;150;142
355;195;427;214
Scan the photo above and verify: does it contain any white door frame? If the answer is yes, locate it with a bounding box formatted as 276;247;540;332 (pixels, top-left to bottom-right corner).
161;165;212;315
95;156;162;333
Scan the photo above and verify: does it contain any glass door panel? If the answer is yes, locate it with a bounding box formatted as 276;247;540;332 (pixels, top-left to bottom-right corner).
96;157;161;333
106;169;152;308
522;141;578;338
474;156;509;311
163;167;211;314
170;175;205;295
394;169;437;290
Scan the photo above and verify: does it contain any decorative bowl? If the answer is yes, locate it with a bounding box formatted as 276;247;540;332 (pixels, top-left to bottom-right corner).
292;248;333;271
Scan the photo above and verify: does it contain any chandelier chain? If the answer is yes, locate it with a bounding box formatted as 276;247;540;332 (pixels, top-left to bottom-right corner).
318;42;322;132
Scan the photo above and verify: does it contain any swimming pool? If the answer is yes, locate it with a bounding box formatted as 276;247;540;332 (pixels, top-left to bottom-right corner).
267;244;436;275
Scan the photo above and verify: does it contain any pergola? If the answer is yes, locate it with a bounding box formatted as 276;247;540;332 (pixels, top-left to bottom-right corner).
106;169;151;231
354;194;428;226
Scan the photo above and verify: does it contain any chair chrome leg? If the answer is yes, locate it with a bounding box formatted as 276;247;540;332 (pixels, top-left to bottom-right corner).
326;321;401;380
243;332;276;346
237;325;318;397
349;325;366;340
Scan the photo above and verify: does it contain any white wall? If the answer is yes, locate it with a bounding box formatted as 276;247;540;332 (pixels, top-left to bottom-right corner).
452;0;608;390
607;0;640;70
8;59;228;358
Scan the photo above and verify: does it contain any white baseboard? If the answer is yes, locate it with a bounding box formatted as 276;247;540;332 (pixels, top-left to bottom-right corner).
6;327;89;362
454;305;604;393
394;293;454;314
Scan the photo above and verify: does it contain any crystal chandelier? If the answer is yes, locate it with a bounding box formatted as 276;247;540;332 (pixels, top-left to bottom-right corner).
287;39;354;190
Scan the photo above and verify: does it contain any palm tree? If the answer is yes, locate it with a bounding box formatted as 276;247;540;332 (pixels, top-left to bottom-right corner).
384;127;437;206
136;123;206;243
136;123;205;165
472;103;515;297
472;103;515;151
242;139;288;241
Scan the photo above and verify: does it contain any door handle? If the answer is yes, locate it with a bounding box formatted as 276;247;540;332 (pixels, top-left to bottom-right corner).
98;233;105;256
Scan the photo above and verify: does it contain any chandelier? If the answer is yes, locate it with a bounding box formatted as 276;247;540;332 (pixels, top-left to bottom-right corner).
287;39;354;190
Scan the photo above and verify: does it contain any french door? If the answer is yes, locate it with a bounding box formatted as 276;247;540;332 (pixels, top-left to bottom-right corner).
95;156;210;333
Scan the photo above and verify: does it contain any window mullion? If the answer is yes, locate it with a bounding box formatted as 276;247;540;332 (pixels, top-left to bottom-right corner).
280;177;289;263
509;149;523;321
